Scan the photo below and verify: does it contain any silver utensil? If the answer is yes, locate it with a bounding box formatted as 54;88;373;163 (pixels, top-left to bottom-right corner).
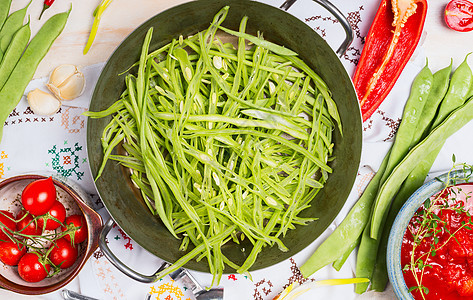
62;289;100;300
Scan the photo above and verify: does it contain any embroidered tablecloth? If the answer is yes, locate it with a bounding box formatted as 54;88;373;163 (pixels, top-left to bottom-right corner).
1;1;472;299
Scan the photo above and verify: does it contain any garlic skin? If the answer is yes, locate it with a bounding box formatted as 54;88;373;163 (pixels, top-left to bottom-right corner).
47;65;85;101
27;89;62;116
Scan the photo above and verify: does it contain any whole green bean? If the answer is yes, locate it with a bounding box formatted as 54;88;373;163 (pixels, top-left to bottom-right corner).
0;9;70;142
299;152;390;277
380;64;432;184
411;62;452;144
0;1;29;53
355;65;433;292
370;96;473;239
0;0;12;33
371;62;470;292
370;148;440;292
431;55;472;128
0;22;30;90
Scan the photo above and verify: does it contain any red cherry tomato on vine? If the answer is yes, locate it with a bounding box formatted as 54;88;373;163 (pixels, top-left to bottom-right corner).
49;237;78;269
445;0;473;32
62;215;87;244
38;201;66;230
0;210;16;241
16;211;43;236
21;177;57;216
0;241;26;266
18;253;51;282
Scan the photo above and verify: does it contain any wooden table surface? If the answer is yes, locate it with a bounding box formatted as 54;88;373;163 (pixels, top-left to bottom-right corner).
10;0;473;80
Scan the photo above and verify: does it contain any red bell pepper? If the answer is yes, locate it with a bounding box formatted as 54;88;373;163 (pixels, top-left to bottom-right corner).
353;0;427;122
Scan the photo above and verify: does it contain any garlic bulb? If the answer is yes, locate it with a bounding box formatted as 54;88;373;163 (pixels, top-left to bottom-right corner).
47;65;85;101
27;89;62;116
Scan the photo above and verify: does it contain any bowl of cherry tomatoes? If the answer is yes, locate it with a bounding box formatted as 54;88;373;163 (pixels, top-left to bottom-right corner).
0;174;102;295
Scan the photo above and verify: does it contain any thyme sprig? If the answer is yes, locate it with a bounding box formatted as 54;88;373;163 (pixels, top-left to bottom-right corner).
403;163;473;299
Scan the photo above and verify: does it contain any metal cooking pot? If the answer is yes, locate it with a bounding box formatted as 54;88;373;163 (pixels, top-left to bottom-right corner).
87;0;362;282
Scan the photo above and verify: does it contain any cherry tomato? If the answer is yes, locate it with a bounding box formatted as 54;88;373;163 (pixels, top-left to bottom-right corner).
17;253;51;282
0;210;16;241
38;201;66;230
62;215;87;244
16;211;43;236
0;241;27;266
21;177;57;216
49;237;78;269
445;0;473;32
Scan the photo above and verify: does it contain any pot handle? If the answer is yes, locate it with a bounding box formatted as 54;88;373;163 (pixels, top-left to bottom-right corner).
99;218;161;283
280;0;354;57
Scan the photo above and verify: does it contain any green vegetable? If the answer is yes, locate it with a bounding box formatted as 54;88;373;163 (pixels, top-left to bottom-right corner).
411;62;452;144
0;0;13;32
0;1;30;53
299;151;390;277
370;95;473;239
86;6;341;283
369;61;472;291
83;0;113;55
355;64;433;293
0;9;70;142
432;55;472;128
0;22;31;90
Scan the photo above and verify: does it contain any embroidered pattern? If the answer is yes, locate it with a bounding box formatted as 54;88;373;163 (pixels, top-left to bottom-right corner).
48;142;85;180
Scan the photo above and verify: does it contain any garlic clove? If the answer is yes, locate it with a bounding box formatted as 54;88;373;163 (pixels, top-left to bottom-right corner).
27;89;62;116
47;64;86;101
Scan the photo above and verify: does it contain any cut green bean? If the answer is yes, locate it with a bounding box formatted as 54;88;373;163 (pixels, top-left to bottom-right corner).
87;6;341;284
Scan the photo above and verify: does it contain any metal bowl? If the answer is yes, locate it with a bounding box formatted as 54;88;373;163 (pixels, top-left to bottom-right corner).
87;0;362;277
0;174;102;295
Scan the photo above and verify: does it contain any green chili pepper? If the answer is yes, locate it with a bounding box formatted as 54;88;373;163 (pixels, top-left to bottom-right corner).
83;0;113;55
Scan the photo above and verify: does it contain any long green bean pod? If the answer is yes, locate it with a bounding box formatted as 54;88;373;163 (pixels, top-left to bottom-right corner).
355;64;433;293
411;62;452;144
431;55;472;128
371;95;473;239
300;151;390;277
0;1;29;53
0;0;12;33
0;8;70;142
0;22;30;90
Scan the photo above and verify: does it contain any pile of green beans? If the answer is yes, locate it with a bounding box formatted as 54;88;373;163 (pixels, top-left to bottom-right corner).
86;6;342;283
300;55;473;293
0;0;70;142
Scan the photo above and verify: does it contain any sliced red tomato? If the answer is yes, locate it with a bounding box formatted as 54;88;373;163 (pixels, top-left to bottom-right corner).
16;211;43;236
21;177;57;216
62;215;87;244
0;241;27;266
0;210;16;241
39;201;66;230
18;252;51;283
49;237;78;269
445;0;473;32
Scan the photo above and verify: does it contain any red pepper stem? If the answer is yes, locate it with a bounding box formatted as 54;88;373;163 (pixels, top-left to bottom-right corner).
39;4;50;20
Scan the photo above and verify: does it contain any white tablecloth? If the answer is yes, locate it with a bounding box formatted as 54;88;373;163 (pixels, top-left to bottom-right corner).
1;0;472;299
